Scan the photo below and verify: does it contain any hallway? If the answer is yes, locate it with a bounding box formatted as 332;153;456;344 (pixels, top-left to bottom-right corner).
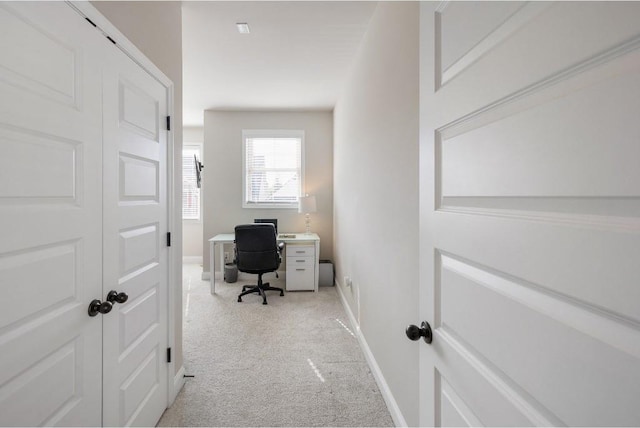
158;265;393;426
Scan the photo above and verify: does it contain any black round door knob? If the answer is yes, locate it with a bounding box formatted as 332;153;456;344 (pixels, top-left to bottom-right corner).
107;290;129;304
88;299;113;317
406;321;433;344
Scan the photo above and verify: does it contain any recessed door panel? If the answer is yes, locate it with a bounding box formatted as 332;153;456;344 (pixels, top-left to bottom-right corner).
440;72;640;200
0;3;77;106
119;80;159;141
0;241;77;329
119;224;159;276
119;287;159;353
0;339;82;426
437;372;484;427
0;126;79;201
438;253;640;426
439;1;525;77
120;349;161;425
119;153;159;202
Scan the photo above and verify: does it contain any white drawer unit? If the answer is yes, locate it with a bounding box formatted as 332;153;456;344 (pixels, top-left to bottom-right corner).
286;244;315;291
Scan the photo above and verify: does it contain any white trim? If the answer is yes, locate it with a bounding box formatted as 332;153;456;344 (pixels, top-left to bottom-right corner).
170;365;186;404
183;256;203;265
67;1;172;87
164;63;179;411
335;281;408;428
202;271;211;281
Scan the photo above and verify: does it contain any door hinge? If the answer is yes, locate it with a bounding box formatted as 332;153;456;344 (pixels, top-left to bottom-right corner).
166;116;171;131
166;232;171;247
167;347;172;363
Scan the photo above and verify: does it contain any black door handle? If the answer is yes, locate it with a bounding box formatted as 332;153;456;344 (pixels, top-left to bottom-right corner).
406;321;433;344
88;299;112;317
107;290;129;304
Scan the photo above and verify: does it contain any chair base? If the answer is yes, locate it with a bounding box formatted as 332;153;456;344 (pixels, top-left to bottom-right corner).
237;276;284;305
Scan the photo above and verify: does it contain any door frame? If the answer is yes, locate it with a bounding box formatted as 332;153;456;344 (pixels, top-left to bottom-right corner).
66;0;185;407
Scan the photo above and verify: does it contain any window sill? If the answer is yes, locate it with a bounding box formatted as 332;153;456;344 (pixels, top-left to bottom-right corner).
242;203;298;210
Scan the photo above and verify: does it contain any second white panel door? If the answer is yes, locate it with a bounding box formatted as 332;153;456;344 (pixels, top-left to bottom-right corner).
101;42;169;427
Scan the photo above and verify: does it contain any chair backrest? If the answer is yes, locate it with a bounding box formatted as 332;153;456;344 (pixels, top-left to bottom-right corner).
234;223;281;274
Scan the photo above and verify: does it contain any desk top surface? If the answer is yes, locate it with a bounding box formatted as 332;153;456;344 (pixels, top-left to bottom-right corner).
209;232;320;243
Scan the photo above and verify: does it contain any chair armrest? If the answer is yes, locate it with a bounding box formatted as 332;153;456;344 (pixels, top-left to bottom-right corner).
277;242;285;253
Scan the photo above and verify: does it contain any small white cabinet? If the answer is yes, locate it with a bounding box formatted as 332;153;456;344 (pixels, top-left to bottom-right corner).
286;244;315;291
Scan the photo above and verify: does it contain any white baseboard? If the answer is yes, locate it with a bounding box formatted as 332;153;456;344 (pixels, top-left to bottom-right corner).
335;281;407;427
202;271;210;281
169;364;185;405
183;256;203;264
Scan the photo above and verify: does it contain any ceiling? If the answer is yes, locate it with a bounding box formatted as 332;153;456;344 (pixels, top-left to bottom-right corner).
182;1;378;126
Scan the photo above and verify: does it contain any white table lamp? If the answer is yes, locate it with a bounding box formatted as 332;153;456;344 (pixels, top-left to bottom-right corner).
298;195;317;234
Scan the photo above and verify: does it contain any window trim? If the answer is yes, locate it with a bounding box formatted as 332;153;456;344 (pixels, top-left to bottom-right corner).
182;142;203;222
242;129;305;209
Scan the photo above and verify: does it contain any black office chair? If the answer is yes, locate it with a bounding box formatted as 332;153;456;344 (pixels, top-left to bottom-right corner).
235;223;285;305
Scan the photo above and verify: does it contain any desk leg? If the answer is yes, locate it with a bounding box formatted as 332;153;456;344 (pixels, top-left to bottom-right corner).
315;240;320;292
219;243;225;291
209;241;215;294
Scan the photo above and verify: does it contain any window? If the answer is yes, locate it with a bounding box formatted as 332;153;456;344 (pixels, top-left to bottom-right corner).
182;144;202;220
243;130;304;208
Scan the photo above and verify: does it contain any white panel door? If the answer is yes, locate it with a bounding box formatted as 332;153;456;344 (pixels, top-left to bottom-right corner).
418;2;640;426
0;2;104;426
101;42;169;427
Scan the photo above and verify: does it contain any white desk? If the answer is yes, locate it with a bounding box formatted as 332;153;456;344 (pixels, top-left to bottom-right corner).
208;232;320;294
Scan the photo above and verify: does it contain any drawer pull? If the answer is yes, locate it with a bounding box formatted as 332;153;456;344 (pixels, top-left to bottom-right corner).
296;260;305;262
296;268;305;271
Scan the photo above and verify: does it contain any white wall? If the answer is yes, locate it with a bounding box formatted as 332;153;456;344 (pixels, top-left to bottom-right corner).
91;0;185;376
333;2;419;426
203;111;333;275
183;126;204;262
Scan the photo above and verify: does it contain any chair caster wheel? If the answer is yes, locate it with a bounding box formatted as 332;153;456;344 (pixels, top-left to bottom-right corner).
262;301;268;305
237;297;242;302
280;292;284;296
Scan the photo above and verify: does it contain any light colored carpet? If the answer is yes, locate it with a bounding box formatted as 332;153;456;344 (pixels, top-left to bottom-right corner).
157;264;394;427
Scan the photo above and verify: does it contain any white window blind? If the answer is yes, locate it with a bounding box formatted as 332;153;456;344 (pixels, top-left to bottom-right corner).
243;131;303;208
182;145;201;220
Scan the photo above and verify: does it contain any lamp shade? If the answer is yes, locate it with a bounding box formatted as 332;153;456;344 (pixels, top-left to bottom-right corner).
298;195;317;214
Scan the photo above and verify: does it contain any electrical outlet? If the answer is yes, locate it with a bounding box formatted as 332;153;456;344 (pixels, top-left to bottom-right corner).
344;276;352;288
224;252;230;262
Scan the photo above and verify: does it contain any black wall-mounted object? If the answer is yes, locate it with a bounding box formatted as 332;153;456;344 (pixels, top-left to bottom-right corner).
194;155;204;188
